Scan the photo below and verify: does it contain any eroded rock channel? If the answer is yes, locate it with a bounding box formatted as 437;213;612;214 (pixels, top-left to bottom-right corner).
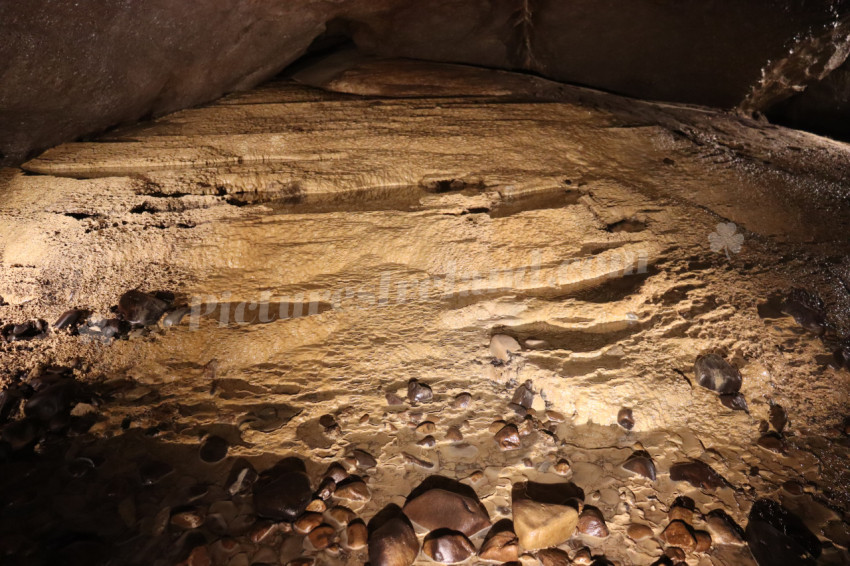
0;60;849;565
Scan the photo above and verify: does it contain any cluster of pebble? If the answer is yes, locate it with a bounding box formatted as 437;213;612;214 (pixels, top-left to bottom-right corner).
0;289;187;344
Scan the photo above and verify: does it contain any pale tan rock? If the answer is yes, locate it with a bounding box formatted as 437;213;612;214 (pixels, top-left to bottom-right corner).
490;334;521;362
512;498;578;550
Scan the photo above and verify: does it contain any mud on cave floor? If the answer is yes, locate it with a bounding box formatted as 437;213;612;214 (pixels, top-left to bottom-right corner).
0;60;849;565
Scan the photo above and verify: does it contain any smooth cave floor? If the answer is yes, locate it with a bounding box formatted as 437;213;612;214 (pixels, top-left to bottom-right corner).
0;58;849;565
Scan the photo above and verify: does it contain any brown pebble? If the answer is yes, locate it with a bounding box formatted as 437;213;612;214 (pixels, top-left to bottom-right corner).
623;451;657;480
769;404;787;433
453;392;472;408
694;530;712;552
664;546;686;561
294;512;324;534
407;379;433;403
319;414;337;429
668;505;694;524
170;509;205;529
316;477;336;500
346;520;368;550
545;410;566;423
489;420;507;433
416;421;437;434
359;413;369;424
495;424;521;451
553;459;571;475
306;499;327;513
572;548;593;565
627;524;654;541
577;507;609;537
617;407;635;430
323;462;349;483
446;426;463;442
757;432;785;453
327;506;356;526
537;547;571;566
352;449;377;469
335;480;371;502
478;529;519;562
417;435;436;447
423;530;476;564
386;392;404;406
662;520;696;551
249;522;279;544
307;524;335;550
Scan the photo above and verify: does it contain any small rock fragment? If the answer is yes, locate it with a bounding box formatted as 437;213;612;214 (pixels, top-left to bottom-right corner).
694;530;712;552
623;451;656;480
253;458;312;522
757;432;785;453
346;520;368;550
720;392;749;411
118;290;169;326
669;461;727;490
553;459;571;475
693;353;742;394
294;512;324;534
479;529;519;562
53;309;90;331
537;548;571;566
577;507;609;537
417;435;436;447
627;524;654;541
404;489;491;536
407;379;433;404
225;458;257;496
511;381;534;409
352;449;377;469
423;530;475;564
617;407;634;430
386;392;405;406
328;506;356;526
416;421;436;434
490;334;521;362
769;404;787;433
662;520;696;551
335;480;371;502
452;392;472;408
445;426;463;442
495;424;521;451
368;511;419;566
307;524;335;550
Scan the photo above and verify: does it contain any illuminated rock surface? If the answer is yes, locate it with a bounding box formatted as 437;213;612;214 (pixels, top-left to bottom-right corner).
0;60;848;564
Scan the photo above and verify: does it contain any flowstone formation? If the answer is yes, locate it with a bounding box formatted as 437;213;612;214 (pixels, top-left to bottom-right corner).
0;60;849;565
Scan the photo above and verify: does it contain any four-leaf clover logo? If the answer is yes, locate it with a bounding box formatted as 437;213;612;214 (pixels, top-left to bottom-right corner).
709;222;744;259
